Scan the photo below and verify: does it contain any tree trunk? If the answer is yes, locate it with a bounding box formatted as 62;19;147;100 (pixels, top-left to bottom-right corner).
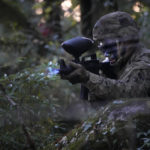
44;0;62;41
80;0;93;37
80;0;118;38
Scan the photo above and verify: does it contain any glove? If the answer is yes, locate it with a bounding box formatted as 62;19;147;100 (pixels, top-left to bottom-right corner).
61;61;89;84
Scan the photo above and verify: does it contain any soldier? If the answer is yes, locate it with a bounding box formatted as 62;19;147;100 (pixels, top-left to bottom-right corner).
62;11;150;101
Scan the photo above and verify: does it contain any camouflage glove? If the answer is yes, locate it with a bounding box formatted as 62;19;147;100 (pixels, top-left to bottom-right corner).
61;62;89;84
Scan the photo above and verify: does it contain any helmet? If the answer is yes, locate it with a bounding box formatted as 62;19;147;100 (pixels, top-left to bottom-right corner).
93;11;139;42
93;11;140;65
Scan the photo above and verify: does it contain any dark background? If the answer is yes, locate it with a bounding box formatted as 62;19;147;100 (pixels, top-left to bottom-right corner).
0;0;150;149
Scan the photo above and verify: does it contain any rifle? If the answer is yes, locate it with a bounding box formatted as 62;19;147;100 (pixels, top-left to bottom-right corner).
59;37;116;100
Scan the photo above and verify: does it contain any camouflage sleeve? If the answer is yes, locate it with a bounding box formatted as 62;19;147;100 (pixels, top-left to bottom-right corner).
84;68;150;100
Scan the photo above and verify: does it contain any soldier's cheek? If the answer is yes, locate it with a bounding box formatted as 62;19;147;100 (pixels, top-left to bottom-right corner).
109;53;117;64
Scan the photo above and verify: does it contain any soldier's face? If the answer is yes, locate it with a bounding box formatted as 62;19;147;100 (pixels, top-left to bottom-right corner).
104;49;118;64
98;39;118;64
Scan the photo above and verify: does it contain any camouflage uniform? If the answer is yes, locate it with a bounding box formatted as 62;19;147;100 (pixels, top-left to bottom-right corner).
83;11;150;101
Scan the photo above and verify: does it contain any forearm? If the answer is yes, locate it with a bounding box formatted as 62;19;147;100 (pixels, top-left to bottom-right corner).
83;72;141;100
84;72;119;99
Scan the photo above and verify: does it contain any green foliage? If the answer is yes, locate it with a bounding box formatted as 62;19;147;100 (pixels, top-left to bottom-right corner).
0;3;80;146
47;99;150;150
0;0;30;29
71;0;79;9
1;0;150;150
32;1;45;10
0;62;80;149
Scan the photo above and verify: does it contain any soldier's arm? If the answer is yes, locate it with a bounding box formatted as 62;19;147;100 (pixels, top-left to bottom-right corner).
84;69;150;100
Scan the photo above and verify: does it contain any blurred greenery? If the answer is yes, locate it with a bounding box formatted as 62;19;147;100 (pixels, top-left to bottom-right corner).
0;0;150;149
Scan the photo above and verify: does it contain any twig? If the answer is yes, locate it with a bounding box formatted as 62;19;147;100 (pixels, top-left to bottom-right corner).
22;124;36;150
6;95;17;106
0;84;36;150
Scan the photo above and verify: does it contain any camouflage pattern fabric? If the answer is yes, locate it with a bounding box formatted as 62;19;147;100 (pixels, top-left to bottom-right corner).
84;45;150;101
83;11;150;101
93;11;139;42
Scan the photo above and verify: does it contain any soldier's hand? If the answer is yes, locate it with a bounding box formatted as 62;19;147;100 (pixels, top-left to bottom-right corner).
61;62;89;84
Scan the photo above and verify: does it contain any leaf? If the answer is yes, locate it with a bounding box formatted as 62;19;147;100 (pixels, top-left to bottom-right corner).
110;127;116;135
71;0;79;8
59;136;68;145
0;0;29;28
137;132;147;138
113;100;124;104
82;122;92;132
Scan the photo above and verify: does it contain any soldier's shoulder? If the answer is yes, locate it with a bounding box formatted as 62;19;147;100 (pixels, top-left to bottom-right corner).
140;47;150;61
134;44;150;59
